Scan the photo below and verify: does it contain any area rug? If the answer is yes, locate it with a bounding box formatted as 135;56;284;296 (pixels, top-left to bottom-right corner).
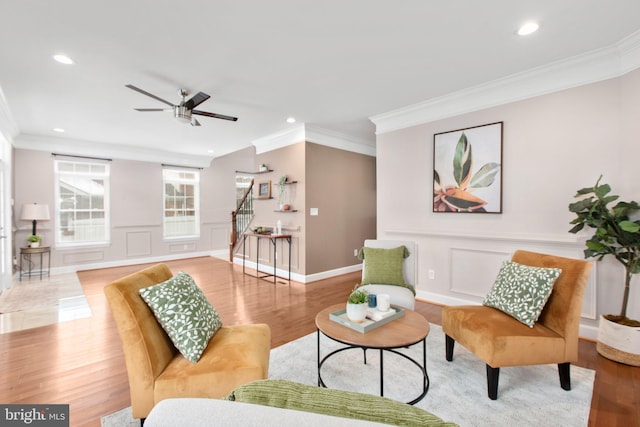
0;273;91;333
268;325;595;427
102;325;595;427
0;273;86;312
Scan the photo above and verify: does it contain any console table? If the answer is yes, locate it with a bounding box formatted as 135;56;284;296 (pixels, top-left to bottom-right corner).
242;233;292;284
20;246;51;280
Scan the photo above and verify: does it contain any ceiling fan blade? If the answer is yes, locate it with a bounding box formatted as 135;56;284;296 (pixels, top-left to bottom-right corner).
126;84;175;107
192;109;238;121
191;118;201;127
134;108;172;112
184;92;211;110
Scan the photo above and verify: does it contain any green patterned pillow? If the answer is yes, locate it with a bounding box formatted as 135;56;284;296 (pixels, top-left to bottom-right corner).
483;260;562;327
139;271;222;363
359;246;408;287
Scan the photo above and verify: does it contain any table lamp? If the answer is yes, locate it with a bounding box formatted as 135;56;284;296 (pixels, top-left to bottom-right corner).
21;203;50;235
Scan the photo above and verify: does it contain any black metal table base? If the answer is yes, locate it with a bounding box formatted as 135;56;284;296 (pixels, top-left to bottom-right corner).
316;330;429;405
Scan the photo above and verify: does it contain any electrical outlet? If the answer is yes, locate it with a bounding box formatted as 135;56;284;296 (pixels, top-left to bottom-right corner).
428;269;435;280
354;249;358;256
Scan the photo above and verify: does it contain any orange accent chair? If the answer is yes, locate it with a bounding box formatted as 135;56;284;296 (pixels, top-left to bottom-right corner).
104;263;271;419
442;250;592;399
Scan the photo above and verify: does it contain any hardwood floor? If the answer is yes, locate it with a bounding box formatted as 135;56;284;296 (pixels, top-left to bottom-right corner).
1;256;638;426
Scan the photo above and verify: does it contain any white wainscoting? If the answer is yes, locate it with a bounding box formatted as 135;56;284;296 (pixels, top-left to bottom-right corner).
242;235;299;272
126;231;152;257
61;250;104;265
169;241;197;253
384;229;598;338
209;225;229;250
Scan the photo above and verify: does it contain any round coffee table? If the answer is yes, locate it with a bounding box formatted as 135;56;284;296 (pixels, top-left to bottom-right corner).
315;303;430;405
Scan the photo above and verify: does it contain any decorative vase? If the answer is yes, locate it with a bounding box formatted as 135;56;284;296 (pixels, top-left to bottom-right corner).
346;302;367;323
596;315;640;366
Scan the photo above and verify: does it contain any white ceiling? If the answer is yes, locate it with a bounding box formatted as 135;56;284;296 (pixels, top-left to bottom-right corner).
1;1;639;166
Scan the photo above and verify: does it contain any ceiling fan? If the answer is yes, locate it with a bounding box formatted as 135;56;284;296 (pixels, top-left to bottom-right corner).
125;84;238;126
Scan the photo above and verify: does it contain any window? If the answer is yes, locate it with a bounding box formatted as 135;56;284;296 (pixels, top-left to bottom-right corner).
54;159;110;245
163;168;200;239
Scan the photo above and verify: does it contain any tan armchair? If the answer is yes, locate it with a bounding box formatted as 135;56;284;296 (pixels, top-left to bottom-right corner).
104;263;271;419
442;250;592;400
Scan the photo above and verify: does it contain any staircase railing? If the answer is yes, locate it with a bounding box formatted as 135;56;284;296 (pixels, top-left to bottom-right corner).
229;179;254;262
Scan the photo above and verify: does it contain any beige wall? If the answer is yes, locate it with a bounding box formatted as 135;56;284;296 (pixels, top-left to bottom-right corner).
248;141;376;278
13;147;253;270
249;143;307;275
375;68;640;337
305;142;376;274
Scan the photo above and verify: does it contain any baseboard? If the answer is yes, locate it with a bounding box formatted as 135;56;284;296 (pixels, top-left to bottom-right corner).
47;250;222;275
231;256;362;284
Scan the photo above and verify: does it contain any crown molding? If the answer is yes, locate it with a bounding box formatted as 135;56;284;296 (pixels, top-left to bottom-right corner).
370;30;640;135
251;124;306;154
252;123;376;157
13;134;214;168
0;87;19;143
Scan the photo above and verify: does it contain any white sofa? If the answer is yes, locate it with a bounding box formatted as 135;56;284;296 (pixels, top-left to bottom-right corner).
144;398;389;426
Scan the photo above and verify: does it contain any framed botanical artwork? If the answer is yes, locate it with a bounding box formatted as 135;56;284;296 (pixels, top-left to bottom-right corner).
256;180;271;199
433;122;503;213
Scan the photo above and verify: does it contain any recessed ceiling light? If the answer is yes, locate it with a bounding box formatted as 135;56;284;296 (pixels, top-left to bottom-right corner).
53;54;74;65
286;117;296;124
207;149;214;154
518;22;539;36
53;128;65;133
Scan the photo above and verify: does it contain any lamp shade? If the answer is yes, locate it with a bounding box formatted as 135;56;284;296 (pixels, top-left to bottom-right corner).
21;203;50;221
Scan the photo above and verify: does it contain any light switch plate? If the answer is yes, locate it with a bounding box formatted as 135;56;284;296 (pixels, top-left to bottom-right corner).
310;208;318;216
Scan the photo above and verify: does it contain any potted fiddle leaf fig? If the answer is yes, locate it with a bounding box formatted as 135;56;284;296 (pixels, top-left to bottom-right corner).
569;175;640;365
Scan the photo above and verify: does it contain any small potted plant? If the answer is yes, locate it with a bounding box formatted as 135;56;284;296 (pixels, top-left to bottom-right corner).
569;175;640;365
27;235;42;248
259;163;268;172
346;287;369;322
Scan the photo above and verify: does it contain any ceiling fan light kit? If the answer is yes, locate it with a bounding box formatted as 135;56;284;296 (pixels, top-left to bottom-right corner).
126;84;238;126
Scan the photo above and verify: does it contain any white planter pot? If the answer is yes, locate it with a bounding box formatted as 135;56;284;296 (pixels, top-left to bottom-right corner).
30;241;40;248
596;315;640;366
346;303;367;323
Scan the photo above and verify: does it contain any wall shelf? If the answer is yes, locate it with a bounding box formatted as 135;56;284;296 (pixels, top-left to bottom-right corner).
274;210;298;213
236;169;273;174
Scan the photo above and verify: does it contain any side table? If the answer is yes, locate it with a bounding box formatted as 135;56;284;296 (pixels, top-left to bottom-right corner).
315;303;430;405
20;246;51;280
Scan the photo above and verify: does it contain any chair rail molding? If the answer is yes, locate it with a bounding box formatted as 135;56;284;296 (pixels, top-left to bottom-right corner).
385;228;583;246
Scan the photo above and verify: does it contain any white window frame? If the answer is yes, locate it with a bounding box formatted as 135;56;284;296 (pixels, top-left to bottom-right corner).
162;167;200;240
54;158;110;247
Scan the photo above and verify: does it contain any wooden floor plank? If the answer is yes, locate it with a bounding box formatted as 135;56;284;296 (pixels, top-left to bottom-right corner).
0;256;638;426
